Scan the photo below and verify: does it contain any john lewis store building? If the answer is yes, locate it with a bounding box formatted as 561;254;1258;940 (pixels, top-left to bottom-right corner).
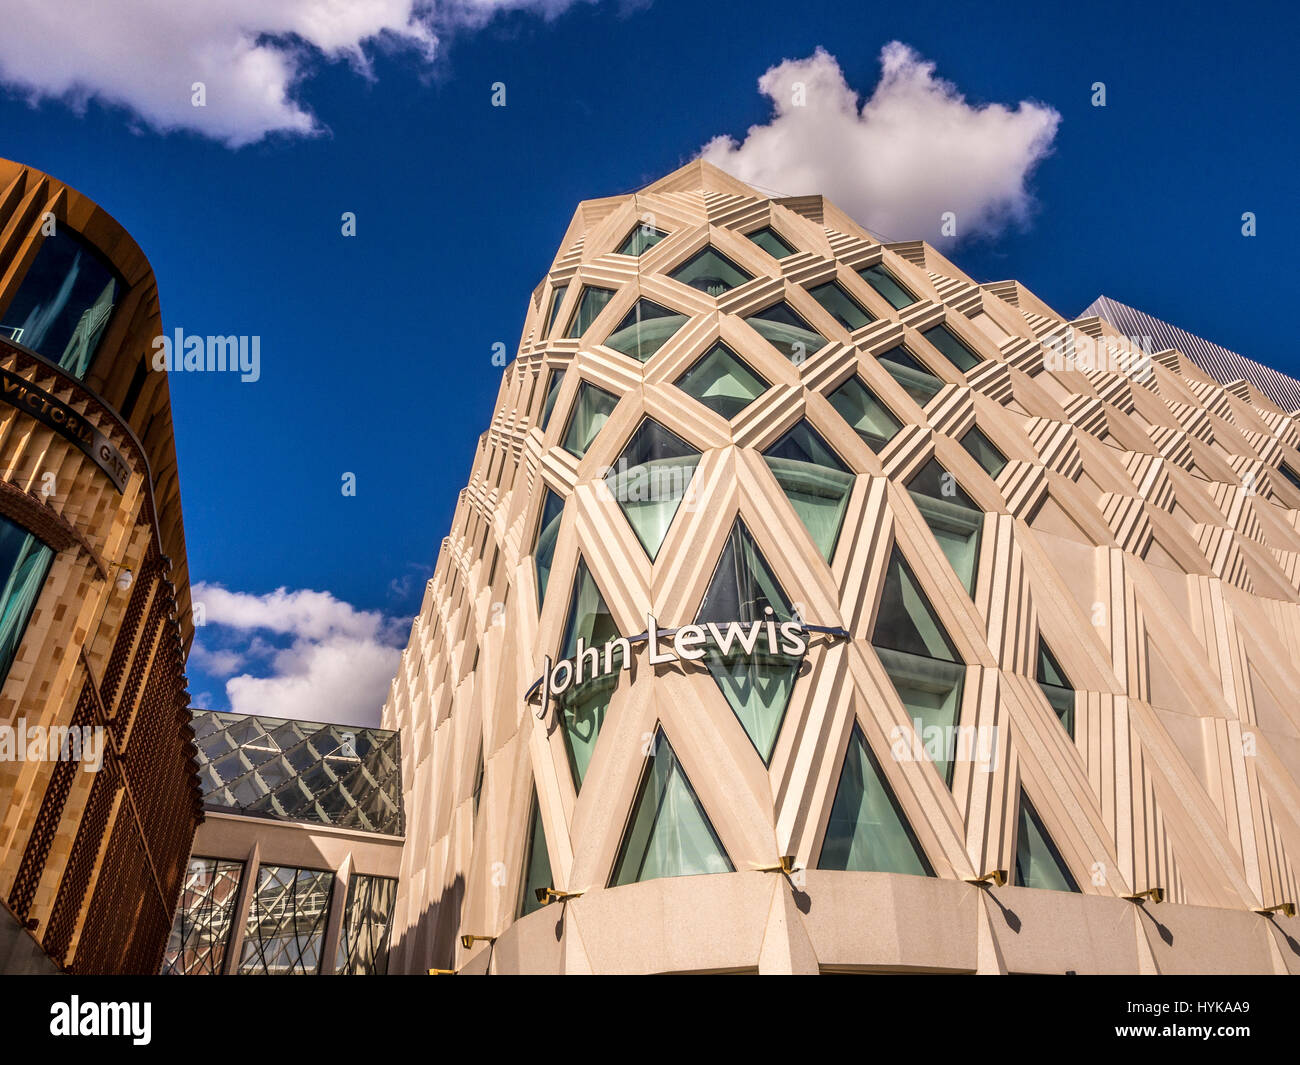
382;162;1300;975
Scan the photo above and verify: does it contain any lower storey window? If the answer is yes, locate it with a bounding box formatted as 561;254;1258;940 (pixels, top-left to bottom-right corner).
0;515;54;687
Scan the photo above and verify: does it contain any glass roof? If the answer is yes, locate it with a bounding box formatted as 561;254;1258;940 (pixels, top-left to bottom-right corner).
190;708;405;836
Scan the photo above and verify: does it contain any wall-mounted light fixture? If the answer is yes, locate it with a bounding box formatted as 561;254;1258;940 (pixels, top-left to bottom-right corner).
1255;901;1297;918
752;856;798;875
535;886;583;906
1123;887;1165;904
965;869;1008;887
460;934;496;949
428;968;457;975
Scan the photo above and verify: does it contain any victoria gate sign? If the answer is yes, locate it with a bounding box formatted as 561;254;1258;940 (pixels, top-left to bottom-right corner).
0;366;132;492
526;613;849;719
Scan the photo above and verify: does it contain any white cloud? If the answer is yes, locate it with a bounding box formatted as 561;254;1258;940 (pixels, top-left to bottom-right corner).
0;0;600;147
225;634;401;727
191;582;404;726
700;44;1060;243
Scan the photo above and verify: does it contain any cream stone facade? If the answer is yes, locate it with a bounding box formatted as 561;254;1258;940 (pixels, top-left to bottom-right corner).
382;161;1300;975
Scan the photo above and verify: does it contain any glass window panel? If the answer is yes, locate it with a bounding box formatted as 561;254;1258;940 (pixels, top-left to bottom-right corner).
603;299;687;363
872;547;959;663
1036;641;1075;735
546;284;567;336
607;419;699;561
960;426;1008;479
617;224;667;256
669;247;752;296
1279;463;1300;493
161;858;244;975
1041;684;1075;735
746;226;795;259
907;459;982;596
0;516;55;686
696;521;799;762
921;323;982;372
1;228;124;378
336;874;397;975
808;280;875;332
239;865;335;974
565;286;616;338
1015;793;1079;892
560;382;618;458
1036;641;1070;689
610;730;732;886
674;343;767;419
828;376;902;451
763;421;854;561
557;560;621;790
746;302;828;363
819;725;932;875
533;489;564;606
540;369;565;430
858;263;916;309
519;793;554;917
876;647;965;787
877;346;942;405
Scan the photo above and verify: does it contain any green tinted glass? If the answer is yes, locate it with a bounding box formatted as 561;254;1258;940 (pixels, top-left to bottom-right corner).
675;344;768;419
819;725;932;875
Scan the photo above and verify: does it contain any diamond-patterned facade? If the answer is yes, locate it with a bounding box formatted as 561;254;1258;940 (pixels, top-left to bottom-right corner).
382;161;1300;975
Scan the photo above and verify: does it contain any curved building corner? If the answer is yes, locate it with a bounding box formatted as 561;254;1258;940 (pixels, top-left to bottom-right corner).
0;157;201;974
383;160;1300;975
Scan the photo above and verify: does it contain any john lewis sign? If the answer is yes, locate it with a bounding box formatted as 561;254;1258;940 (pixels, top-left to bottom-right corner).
528;613;848;717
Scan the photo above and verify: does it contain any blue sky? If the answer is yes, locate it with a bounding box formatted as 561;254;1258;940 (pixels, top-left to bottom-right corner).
1;0;1294;723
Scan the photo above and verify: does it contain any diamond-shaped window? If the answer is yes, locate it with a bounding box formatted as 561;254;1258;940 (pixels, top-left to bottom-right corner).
746;226;795;259
746;302;827;363
533;488;564;607
828;375;901;452
959;426;1007;479
907;459;983;596
561;382;618;458
859;263;916;309
606;419;699;561
545;284;568;336
695;521;801;763
808;280;875;332
1036;639;1075;735
556;559;621;791
878;346;943;405
873;546;959;664
669;247;752;296
872;547;965;787
921;323;981;373
617;224;667;256
565;286;616;338
602;299;687;363
674;343;767;420
540;369;565;430
763;421;854;561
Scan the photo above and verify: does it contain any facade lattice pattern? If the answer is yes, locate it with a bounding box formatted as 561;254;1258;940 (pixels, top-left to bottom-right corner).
383;161;1300;974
